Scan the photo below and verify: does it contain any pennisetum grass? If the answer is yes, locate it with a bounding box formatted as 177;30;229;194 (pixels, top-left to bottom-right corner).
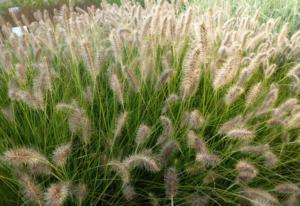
0;0;300;205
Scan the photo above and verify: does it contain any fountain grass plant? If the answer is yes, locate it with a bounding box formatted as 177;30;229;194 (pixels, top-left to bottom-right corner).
1;0;300;205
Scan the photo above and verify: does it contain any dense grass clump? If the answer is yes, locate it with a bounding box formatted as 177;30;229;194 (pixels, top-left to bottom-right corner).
191;0;300;32
1;0;300;205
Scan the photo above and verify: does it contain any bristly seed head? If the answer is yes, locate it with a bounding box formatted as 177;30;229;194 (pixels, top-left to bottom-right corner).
187;193;209;206
165;167;178;198
235;160;258;183
242;188;279;206
114;111;128;139
17;172;43;206
263;151;278;168
110;72;124;107
1;147;49;167
123;150;160;173
70;183;88;204
52;142;72;167
240;144;270;155
274;183;300;194
157;116;174;145
187;130;208;154
188;110;205;129
45;182;70;206
196;153;219;167
135;123;151;145
122;184;136;201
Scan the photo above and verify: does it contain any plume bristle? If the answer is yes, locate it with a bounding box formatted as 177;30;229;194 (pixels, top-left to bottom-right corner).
162;94;179;114
246;82;262;107
52;142;72;167
159;140;178;165
157;116;174;144
123;151;160;173
110;72;124;106
181;46;202;98
135;123;151;145
1;147;49;167
188;110;205;129
187;193;209;206
17;172;43;206
45;182;69;206
107;160;130;185
263;151;278;168
274;183;300;194
114;111;128;139
71;183;88;203
165;167;178;198
242;188;279;206
122;184;136;201
187;130;208;154
235;160;258;182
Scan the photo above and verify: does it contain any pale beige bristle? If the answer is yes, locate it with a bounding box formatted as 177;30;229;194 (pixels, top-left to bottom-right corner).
17;173;43;206
235;160;258;182
135;123;151;145
45;182;69;206
110;72;124;107
123;151;160;173
52;142;72;167
165;167;178;198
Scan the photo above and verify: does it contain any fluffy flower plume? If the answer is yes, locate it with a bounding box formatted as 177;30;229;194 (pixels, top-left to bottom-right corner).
157;116;174;144
187;193;209;206
70;183;88;204
240;144;270;155
52;142;72;167
263;151;278;168
159;140;178;165
188;110;205;129
213;50;241;89
114;111;128;139
181;46;202;98
110;72;124;107
123;151;160;173
107;160;130;185
235;160;258;182
162;94;179;114
45;182;69;206
17;172;43;206
135;123;151;145
122;184;136;201
56;101;92;145
218;115;245;134
187;130;208;153
1;147;49;167
196;153;220;167
165;167;178;198
1;105;14;122
246;82;262;107
274;183;300;194
256;84;279;116
226;128;255;142
156;69;174;89
242;188;279;206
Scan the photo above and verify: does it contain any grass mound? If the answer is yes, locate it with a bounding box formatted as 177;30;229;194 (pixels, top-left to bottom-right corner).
1;0;300;205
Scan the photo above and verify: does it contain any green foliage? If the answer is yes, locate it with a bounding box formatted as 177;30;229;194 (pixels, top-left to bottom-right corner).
191;0;300;32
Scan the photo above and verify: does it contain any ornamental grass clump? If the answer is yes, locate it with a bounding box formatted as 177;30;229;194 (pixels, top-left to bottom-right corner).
1;0;300;205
